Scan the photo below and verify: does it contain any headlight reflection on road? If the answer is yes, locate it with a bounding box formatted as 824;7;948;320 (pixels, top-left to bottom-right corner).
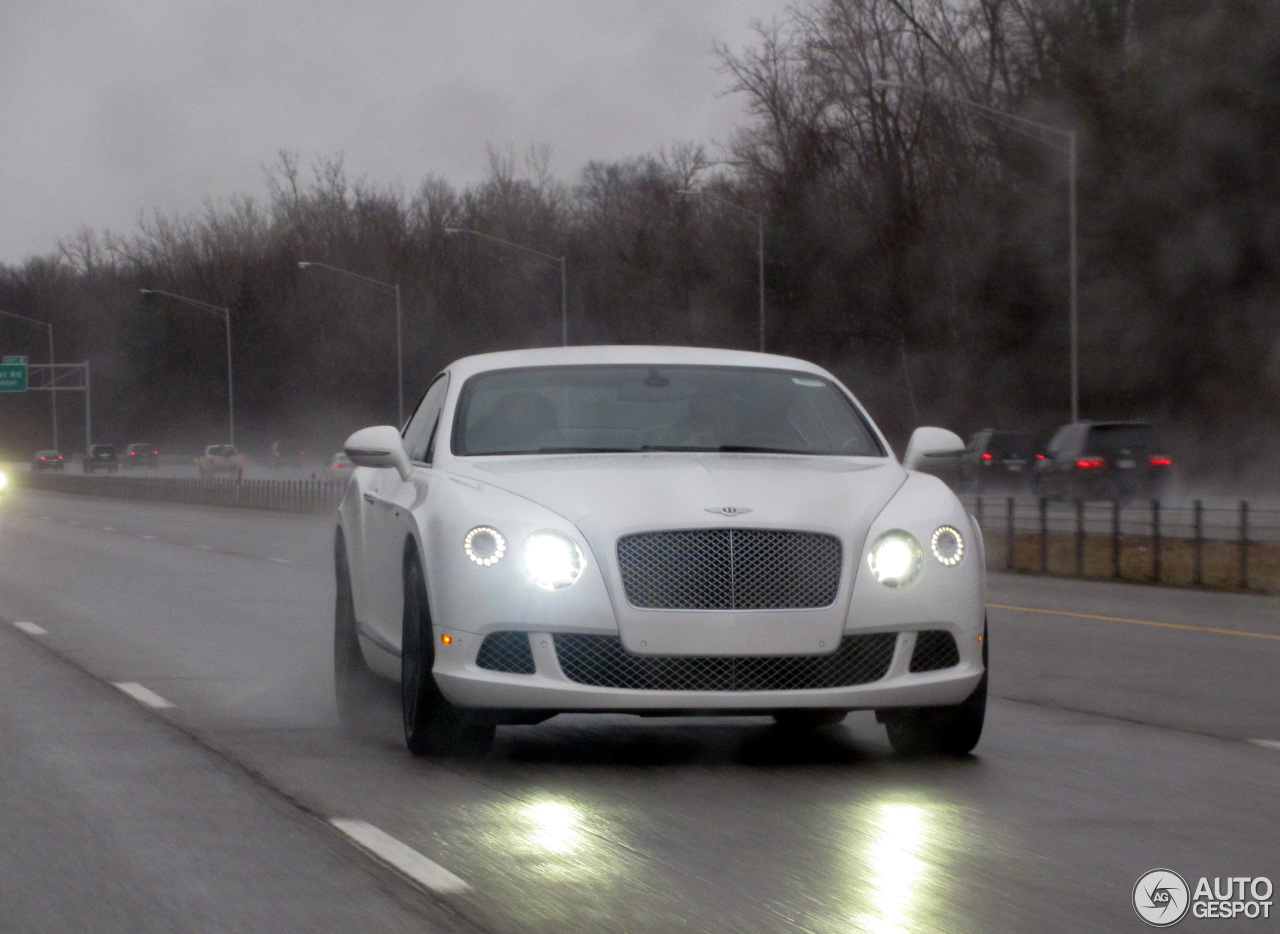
523;800;583;854
849;802;943;934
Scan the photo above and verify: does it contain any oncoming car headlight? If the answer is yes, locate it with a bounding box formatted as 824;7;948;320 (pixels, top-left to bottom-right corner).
522;530;585;589
464;526;507;566
0;470;7;491
930;526;965;566
868;531;923;588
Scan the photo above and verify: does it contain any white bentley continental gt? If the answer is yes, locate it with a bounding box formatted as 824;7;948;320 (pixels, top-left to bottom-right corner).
334;346;986;757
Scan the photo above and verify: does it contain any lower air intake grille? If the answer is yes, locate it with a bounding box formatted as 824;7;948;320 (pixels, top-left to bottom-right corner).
552;632;896;692
909;630;960;672
475;631;536;674
616;529;842;610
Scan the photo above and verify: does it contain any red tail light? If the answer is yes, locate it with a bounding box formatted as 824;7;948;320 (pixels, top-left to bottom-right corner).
1149;456;1172;467
1036;453;1045;460
981;452;993;461
1075;456;1106;470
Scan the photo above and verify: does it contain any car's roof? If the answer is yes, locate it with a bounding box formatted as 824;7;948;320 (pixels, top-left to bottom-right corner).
35;449;60;455
444;345;834;381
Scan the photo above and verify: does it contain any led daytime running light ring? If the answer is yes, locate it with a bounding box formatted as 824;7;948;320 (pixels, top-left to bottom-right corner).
464;526;507;566
930;526;965;566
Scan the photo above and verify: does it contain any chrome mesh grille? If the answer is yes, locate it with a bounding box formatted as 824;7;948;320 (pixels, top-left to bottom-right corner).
909;630;960;672
616;529;842;609
553;633;895;691
475;631;536;674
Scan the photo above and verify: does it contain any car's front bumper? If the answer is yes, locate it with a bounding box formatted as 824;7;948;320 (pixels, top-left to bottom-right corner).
429;626;983;712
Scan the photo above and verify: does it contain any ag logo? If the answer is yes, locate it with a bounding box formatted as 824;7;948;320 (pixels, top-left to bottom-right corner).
1134;869;1190;927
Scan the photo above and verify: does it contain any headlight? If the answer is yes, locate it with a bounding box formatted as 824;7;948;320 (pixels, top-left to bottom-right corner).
868;531;923;588
0;470;7;490
522;530;585;589
463;526;507;566
930;526;965;566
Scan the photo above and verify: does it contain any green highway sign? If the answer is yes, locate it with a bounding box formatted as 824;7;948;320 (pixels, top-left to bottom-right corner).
0;355;27;392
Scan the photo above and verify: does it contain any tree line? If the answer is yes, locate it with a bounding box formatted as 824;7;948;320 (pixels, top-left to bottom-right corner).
2;0;1278;484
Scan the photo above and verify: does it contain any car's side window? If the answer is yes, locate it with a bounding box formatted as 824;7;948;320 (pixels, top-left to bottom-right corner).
404;374;450;465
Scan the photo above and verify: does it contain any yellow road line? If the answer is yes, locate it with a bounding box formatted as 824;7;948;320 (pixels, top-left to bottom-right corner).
987;603;1280;641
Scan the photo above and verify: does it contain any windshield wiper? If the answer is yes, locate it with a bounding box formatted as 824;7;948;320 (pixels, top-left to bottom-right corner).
717;444;813;455
535;446;637;454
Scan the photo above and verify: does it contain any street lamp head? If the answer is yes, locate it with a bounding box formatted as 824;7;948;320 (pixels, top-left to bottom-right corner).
443;227;462;235
139;288;154;296
297;261;312;269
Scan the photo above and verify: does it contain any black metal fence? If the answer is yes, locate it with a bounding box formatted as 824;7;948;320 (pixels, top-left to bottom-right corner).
965;495;1280;593
19;472;347;514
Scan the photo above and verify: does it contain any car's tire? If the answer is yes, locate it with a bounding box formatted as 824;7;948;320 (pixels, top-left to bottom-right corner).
771;709;849;729
401;547;494;757
880;622;988;757
333;531;381;727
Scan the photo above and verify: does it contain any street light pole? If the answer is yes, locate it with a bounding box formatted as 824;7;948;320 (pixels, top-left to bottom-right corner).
873;79;1080;422
140;289;234;445
678;190;766;353
297;261;404;426
0;309;57;449
443;228;568;346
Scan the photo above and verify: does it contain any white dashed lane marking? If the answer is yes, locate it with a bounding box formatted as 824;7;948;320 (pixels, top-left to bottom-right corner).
12;621;48;636
112;682;175;709
1249;740;1280;752
267;557;291;564
140;534;156;540
329;819;471;895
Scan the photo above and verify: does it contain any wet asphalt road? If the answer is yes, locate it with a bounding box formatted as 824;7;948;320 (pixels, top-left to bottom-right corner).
0;489;1276;933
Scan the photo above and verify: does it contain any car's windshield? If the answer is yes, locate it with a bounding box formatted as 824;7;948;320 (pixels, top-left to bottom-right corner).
452;364;885;457
208;445;236;456
986;432;1034;458
1086;423;1159;455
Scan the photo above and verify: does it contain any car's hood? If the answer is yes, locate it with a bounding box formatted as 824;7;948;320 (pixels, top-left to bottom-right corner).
448;452;905;538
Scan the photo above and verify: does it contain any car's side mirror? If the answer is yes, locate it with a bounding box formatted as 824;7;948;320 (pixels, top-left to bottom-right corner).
903;427;966;471
344;425;412;480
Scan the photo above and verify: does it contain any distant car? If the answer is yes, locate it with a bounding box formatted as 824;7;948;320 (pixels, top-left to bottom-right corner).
334;345;986;759
329;452;352;479
32;450;65;471
269;440;306;470
82;443;119;474
199;444;244;477
123;443;160;469
958;429;1036;494
1034;421;1171;502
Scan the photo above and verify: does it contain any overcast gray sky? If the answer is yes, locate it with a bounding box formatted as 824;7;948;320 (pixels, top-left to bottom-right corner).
0;0;789;266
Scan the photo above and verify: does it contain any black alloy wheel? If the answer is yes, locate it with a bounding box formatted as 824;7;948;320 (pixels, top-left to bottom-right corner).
879;620;988;757
333;530;381;726
401;547;495;757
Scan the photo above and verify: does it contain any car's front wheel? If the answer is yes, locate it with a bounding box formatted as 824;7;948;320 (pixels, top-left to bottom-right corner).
401;547;494;757
879;623;987;756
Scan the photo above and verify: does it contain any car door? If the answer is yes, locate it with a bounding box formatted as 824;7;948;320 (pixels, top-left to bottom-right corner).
361;374;450;651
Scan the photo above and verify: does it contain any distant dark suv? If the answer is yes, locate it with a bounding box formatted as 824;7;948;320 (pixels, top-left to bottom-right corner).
1034;421;1171;502
124;443;160;469
82;443;119;474
958;429;1036;494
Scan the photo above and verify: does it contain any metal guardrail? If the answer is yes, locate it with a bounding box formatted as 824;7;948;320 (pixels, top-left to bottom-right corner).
17;471;347;515
964;495;1280;593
